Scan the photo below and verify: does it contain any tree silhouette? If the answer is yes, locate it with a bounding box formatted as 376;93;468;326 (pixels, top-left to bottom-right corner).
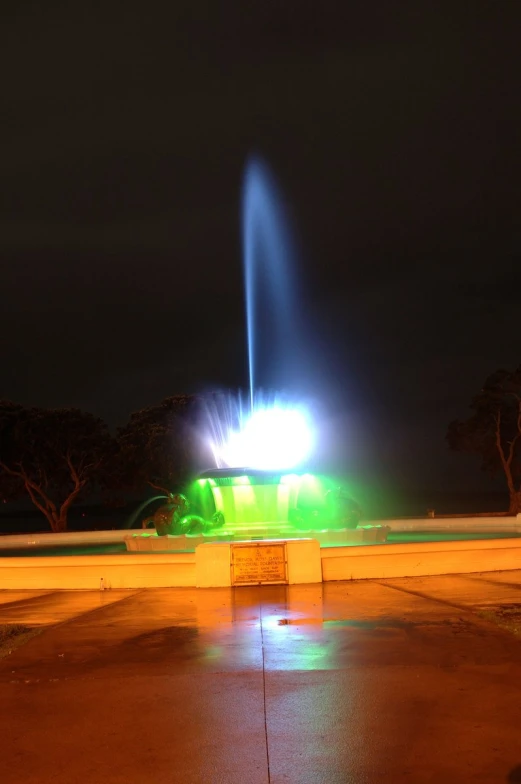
111;395;199;497
0;401;112;532
447;367;521;513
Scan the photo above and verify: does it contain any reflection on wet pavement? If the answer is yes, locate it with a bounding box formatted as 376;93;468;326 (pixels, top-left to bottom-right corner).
2;580;520;679
0;575;521;783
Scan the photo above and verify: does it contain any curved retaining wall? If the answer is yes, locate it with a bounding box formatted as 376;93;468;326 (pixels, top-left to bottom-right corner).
0;553;195;590
373;515;521;533
0;530;129;549
2;514;520;551
1;537;520;589
320;536;521;581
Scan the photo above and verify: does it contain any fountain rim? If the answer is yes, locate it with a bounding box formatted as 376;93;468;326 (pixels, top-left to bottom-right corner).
194;468;319;485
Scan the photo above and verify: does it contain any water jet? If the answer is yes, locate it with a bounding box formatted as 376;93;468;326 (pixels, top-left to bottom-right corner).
129;158;385;560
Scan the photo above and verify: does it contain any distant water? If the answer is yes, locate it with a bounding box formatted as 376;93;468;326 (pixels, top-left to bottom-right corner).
366;490;509;520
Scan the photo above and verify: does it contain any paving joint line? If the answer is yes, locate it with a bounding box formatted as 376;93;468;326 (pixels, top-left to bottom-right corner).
377;581;472;613
462;575;521;592
0;590;57;610
259;596;271;784
2;588;145;637
378;580;521;638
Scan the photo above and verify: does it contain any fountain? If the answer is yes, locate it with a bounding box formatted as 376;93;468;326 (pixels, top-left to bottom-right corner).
127;158;389;554
128;467;386;550
3;157;521;589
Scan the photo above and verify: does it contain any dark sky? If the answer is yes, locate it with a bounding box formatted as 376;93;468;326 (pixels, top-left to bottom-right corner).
1;2;520;498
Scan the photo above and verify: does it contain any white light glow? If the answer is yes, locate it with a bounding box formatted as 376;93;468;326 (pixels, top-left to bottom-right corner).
216;406;313;470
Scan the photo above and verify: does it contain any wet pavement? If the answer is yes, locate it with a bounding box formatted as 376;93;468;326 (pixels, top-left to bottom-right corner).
0;588;138;625
1;573;521;783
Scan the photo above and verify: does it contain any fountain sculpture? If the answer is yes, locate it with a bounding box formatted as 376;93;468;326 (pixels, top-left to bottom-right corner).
127;157;388;551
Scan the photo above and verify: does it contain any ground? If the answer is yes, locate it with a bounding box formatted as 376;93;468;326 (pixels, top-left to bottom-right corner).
1;573;521;783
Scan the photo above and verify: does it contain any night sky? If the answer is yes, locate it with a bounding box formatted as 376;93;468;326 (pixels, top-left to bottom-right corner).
2;2;520;503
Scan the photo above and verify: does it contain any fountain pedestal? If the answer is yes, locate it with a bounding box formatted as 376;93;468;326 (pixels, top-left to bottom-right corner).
195;538;322;588
124;525;389;552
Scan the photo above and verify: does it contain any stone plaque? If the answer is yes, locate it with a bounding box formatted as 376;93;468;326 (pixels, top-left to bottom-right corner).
231;542;288;585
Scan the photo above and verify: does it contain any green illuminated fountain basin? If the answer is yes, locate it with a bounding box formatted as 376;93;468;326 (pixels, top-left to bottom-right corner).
125;470;389;552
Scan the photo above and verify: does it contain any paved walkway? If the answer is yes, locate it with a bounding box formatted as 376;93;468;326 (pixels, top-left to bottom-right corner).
1;572;521;783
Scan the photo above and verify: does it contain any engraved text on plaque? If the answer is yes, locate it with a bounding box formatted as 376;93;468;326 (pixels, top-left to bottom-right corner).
231;542;287;585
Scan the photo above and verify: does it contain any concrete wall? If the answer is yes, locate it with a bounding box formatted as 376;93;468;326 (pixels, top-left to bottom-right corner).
370;515;521;532
0;530;130;549
0;553;196;590
1;535;520;589
1;514;520;551
321;537;521;581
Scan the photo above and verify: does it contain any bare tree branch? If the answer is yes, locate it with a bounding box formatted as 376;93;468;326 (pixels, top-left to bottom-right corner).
148;480;172;496
23;481;56;528
1;459;63;529
494;409;516;497
0;405;111;532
